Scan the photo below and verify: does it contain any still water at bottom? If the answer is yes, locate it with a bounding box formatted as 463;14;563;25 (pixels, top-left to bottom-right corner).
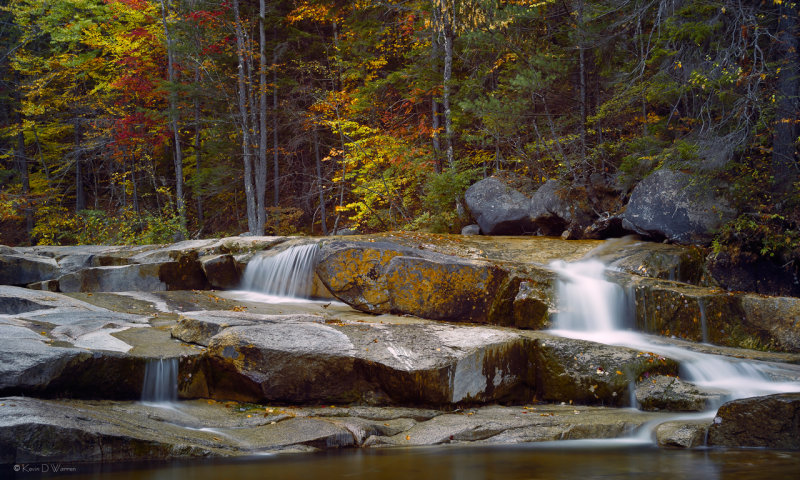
59;443;800;480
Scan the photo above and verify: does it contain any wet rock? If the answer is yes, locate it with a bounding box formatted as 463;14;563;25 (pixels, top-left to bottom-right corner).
461;224;481;235
372;404;667;446
625;276;799;352
526;332;679;406
510;279;552;330
0;398;208;463
529;180;594;237
0;251;59;286
0;398;677;463
708;393;800;449
200;254;241;290
464;177;532;235
200;315;534;405
0;329;169;400
315;241;509;324
739;295;800;353
58;256;208;293
591;237;710;286
636;375;723;411
0;336;83;394
621;169;735;245
655;420;709;448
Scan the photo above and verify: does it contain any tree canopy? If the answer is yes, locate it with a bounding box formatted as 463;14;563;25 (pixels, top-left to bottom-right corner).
0;0;797;268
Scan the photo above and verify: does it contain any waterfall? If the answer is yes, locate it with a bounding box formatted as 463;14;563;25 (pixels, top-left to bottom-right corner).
551;259;629;332
550;256;800;413
240;244;319;298
142;357;178;403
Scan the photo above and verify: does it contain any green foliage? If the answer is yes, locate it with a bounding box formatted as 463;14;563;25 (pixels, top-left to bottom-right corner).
713;213;800;264
408;162;479;233
31;204;187;245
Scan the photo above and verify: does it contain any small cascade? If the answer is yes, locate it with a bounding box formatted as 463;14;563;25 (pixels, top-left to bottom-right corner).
550;253;800;442
698;299;709;343
142;357;178;403
240;244;319;298
551;259;629;332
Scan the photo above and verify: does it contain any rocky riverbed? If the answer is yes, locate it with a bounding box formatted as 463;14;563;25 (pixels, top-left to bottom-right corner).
1;233;799;465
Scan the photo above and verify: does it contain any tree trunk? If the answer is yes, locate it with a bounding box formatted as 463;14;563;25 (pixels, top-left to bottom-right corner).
331;21;348;234
233;0;258;234
159;0;186;238
245;30;263;232
15;129;32;235
273;28;281;208
441;5;455;168
313;128;328;235
771;1;799;195
131;154;140;219
74;120;85;212
430;4;442;173
576;0;587;162
256;0;268;234
193;66;203;229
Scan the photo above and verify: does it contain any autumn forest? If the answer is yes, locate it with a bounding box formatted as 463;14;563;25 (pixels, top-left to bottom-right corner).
0;0;797;268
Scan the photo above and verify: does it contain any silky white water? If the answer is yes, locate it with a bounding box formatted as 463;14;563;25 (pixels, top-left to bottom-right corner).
240;244;319;299
549;257;800;440
141;357;178;403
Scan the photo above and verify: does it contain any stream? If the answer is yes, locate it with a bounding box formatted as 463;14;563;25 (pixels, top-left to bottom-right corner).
114;243;800;479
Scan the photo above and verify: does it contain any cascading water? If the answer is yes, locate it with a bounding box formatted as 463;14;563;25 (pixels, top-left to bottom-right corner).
141;357;178;403
240;244;319;298
550;254;800;439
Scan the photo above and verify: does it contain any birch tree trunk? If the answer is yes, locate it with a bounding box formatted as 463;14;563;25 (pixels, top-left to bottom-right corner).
441;1;455;168
159;0;186;238
232;0;257;234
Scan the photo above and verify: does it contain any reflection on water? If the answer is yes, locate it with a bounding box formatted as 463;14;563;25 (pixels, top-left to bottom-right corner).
57;445;800;480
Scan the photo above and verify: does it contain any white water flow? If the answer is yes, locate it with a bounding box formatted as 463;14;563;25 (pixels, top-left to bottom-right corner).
141;357;178;403
240;244;319;299
549;258;800;440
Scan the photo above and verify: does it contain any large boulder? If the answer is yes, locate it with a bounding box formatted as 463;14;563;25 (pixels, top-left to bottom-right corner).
525;332;679;406
181;312;534;406
464;177;532;235
315;241;510;324
529;180;594;237
708;393;800;449
621;169;735;244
